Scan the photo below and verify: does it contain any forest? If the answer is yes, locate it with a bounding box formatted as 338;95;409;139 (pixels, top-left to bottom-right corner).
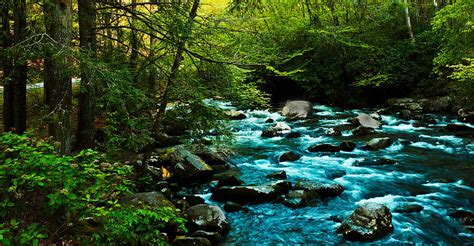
0;0;473;244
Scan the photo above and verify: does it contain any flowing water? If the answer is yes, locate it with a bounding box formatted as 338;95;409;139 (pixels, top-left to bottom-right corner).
204;101;474;244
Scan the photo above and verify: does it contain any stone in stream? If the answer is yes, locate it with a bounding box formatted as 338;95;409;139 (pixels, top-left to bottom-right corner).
362;137;393;151
349;113;381;129
353;158;397;167
449;209;474;232
261;122;292;137
211;181;291;205
308;144;340;152
280;190;308;208
339;141;356;152
286;131;302;139
173;237;212;246
352;126;376;136
294;181;344;198
169;147;214;184
279;151;301;162
281;100;313;119
325;169;346;179
445;124;473;132
325;128;342;136
185;204;230;236
224;201;246;213
225;110;247;120
393;204;424;213
265;118;275;123
458;108;474;123
337;203;394;241
216;175;243;187
191;231;224;245
266;171;287;180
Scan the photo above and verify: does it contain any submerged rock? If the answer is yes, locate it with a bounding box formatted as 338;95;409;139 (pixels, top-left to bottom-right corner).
281;100;313;119
325;169;346;179
286;131;302;138
279;151;301;162
185;204;230;235
295;181;344;198
308;144;340;152
363;137;393;150
261;122;292;137
339;141;356;152
393;204;424;213
224;201;245;213
337;203;393;241
354;158;397;166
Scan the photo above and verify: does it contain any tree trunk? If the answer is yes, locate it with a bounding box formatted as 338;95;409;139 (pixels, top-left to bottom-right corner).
43;0;73;154
12;0;27;134
1;0;14;132
77;0;97;150
404;0;415;42
130;0;139;70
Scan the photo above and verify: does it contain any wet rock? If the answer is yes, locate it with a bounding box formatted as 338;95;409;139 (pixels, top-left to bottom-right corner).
193;147;227;166
325;169;346;179
185;204;230;235
280;190;307;208
272;180;292;194
184;195;205;207
363;137;393;150
279;151;301;162
173;237;212;246
308;144;340;152
266;171;287;180
352;126;376;136
328;215;343;223
265;118;275;123
350;113;381;129
393;204;424;213
370;112;382;120
295;181;344;198
354;158;397;166
261;122;291;137
216;175;243;187
337;203;393;241
224;201;245;212
325;128;342;136
225;110;247;120
458;109;474;123
339;141;356;152
169;147;214;184
281;100;313;119
121;192;175;209
191;231;223;245
449;209;474;232
445;124;473;132
211;181;290;204
286;131;302;139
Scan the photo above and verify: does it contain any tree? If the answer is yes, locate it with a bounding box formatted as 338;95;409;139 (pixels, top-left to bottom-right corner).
1;0;14;132
43;0;73;154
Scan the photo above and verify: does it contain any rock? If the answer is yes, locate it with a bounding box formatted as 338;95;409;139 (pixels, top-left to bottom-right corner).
225;110;247;120
352;126;376;136
458;109;474;123
121;192;175;209
393;204;424;213
154;133;182;148
325;128;342;136
173;237;212;246
286;131;302;139
272;180;292;194
224;202;244;212
216;175;243;187
261;122;291;137
169;147;214;184
279;151;301;162
295;181;344;198
350;113;381;129
325;169;346;179
400;110;413;120
308;144;340;152
184;195;205;207
211;182;290;204
191;231;223;245
363;137;393;150
281;100;313;119
193;147;227;166
387;98;423;112
445;124;473;132
339;141;356;152
422;96;452;112
265;118;275;123
448;210;474;232
266;171;287;180
280;190;307;208
185;204;230;235
370;112;382;120
354;158;397;166
337;203;393;241
328;215;343;223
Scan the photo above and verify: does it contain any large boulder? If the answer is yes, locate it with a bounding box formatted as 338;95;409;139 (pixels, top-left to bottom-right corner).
281;100;313;119
261;122;292;137
350;113;381;129
192;147;227;166
121;191;175;209
185;204;230;235
420;96;452;112
279;151;301;162
225;110;247;120
363;137;393;150
337;203;393;241
308;144;340;152
295;181;344;198
211;181;290;205
339;141;356;152
458;109;474;123
169;147;213;183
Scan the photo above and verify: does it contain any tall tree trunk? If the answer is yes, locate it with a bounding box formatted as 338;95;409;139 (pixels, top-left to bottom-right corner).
1;0;14;132
43;0;73;154
154;0;200;131
12;0;27;134
130;0;139;70
404;0;415;42
77;0;97;150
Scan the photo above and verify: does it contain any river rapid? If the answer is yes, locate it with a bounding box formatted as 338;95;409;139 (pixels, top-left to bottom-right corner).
203;101;474;244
